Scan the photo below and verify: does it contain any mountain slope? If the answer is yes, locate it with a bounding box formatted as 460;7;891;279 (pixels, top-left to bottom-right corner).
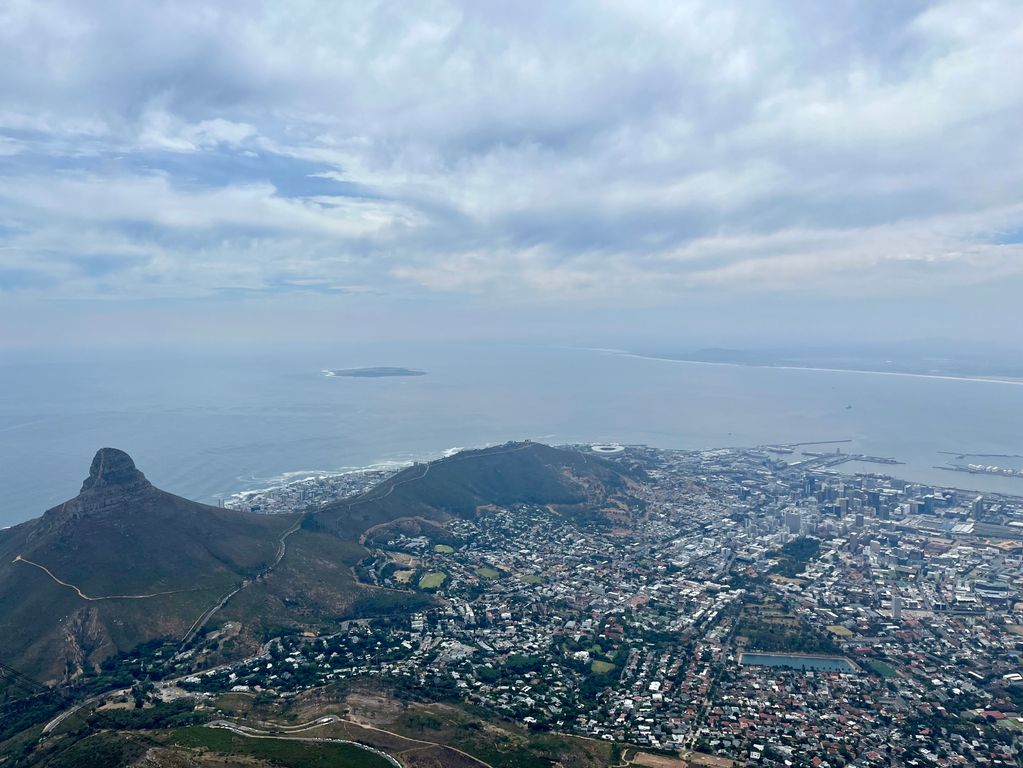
0;449;296;684
310;441;640;540
0;443;640;685
220;442;640;648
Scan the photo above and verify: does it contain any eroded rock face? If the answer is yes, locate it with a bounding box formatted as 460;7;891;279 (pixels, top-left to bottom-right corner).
61;605;113;679
37;448;153;531
80;447;151;494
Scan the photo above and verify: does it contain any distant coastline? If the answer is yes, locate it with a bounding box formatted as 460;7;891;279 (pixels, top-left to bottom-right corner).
324;367;427;378
599;350;1023;387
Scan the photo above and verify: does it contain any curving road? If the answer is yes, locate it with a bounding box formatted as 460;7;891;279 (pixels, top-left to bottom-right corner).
207;720;403;767
207;713;496;768
43;635;283;735
179;513;304;650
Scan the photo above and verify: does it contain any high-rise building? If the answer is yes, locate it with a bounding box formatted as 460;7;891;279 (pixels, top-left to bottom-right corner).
785;510;802;535
803;475;816;497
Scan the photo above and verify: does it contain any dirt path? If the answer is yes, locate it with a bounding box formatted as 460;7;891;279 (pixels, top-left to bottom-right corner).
207;720;403;767
12;555;200;601
179;514;304;649
328;714;494;768
345;462;432;540
210;714;496;768
352;442;534;544
359;515;437;546
353;443;532;518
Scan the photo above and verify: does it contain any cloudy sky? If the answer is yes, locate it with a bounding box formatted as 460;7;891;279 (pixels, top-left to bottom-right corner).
1;0;1022;350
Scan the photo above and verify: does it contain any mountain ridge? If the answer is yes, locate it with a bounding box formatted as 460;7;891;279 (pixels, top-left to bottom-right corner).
309;440;641;540
0;449;295;683
0;441;638;685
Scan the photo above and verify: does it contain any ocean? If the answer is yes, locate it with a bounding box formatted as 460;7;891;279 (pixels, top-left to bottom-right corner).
2;342;1022;528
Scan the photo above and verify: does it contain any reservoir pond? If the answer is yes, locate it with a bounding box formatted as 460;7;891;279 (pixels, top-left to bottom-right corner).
740;653;858;673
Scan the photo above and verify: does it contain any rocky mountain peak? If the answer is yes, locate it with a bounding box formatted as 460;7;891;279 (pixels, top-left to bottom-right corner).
80;447;150;494
32;449;154;535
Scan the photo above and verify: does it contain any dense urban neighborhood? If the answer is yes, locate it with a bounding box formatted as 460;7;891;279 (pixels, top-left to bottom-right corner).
6;2;1023;766
161;444;1023;766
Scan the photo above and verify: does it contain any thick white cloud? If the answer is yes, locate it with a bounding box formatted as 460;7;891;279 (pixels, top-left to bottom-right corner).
1;0;1022;320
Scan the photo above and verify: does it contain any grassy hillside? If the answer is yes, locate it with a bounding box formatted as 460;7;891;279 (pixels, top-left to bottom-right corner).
0;450;296;684
0;443;636;686
212;682;615;768
311;441;636;540
22;489;291;595
219;529;432;643
178;443;635;663
13;727;395;768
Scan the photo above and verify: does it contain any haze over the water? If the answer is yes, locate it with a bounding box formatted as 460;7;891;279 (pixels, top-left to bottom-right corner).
3;342;1023;528
1;2;1022;523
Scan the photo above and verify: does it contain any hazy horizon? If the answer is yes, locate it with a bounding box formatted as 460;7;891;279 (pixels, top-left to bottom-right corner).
4;7;1023;762
4;342;1023;529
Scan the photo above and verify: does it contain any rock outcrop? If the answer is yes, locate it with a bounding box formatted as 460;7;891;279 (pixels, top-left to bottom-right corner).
36;448;153;531
79;447;151;495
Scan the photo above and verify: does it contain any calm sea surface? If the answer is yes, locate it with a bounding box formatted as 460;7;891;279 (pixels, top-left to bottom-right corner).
2;343;1022;528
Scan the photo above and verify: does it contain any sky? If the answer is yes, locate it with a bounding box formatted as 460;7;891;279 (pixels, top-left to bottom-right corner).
1;0;1022;351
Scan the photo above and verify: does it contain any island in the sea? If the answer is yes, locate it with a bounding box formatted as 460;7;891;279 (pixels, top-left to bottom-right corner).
325;366;427;378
